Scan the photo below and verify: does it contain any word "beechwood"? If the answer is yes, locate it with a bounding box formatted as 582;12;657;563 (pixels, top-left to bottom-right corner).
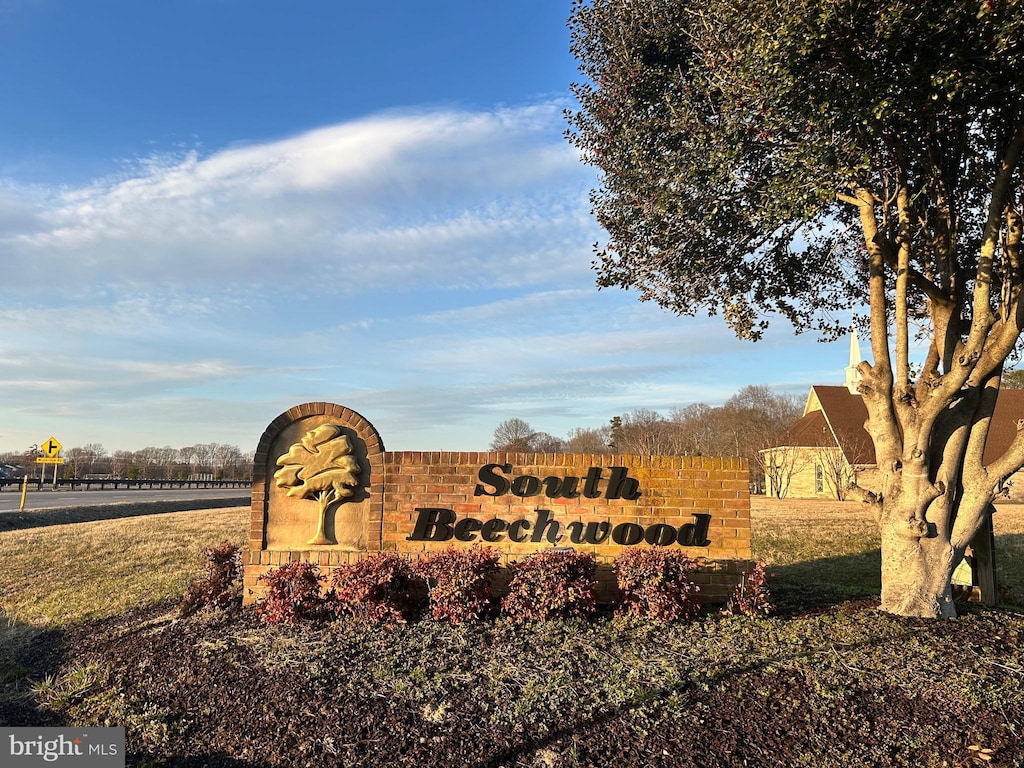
406;508;713;548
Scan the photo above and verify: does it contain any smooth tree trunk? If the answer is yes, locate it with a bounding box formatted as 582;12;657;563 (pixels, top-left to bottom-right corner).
866;448;995;618
874;477;958;618
878;524;958;618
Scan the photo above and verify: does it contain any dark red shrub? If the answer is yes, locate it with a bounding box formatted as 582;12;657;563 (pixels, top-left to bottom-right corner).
614;547;702;621
725;560;775;617
255;561;330;625
331;552;425;624
418;546;501;623
179;541;242;617
501;550;597;621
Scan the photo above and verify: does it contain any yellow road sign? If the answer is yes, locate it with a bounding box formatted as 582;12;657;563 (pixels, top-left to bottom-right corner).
41;436;62;458
35;457;65;464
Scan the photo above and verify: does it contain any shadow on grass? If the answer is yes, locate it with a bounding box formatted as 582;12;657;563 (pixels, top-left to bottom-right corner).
766;537;1024;613
0;498;248;532
0;611;66;726
768;548;882;615
995;533;1024;602
480;605;949;768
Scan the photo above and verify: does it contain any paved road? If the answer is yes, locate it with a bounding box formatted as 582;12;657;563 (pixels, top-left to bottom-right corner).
0;487;250;514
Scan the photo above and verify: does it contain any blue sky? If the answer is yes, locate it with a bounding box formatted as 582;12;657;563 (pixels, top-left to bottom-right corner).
0;0;855;455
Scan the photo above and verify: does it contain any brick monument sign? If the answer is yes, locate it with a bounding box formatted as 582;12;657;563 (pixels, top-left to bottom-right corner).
244;402;752;604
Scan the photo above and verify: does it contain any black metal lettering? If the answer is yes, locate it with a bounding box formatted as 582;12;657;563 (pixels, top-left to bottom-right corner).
612;522;644;546
511;475;542;497
581;520;611;544
508;519;531;542
692;513;713;546
582;467;604;498
480;518;509;542
605;466;642;500
530;509;562;544
644;523;677;546
472;464;644;501
406;508;456;542
474;463;512;497
566;520;612;545
543;475;581;499
678;523;695;545
454;517;483;542
678;514;712;546
564;522;584;545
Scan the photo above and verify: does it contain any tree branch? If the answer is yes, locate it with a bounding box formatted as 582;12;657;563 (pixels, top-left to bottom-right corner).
846;484;882;524
843;188;901;469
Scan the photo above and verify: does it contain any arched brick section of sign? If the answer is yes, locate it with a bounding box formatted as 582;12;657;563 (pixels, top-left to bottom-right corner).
247;402;385;554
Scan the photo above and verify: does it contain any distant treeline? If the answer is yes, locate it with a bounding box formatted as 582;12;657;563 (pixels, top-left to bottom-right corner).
0;442;254;481
488;385;803;492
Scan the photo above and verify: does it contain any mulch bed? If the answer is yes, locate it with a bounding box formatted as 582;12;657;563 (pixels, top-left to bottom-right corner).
4;596;1021;768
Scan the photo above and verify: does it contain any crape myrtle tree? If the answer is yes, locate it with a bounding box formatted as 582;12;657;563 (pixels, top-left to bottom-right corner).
568;0;1024;617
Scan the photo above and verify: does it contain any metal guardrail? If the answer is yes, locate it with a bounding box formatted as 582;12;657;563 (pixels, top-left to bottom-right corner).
0;478;250;492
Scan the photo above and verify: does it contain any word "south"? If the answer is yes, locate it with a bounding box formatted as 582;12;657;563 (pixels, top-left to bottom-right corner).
473;463;642;500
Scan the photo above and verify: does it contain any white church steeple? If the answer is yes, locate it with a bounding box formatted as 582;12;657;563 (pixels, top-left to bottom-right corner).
845;327;863;395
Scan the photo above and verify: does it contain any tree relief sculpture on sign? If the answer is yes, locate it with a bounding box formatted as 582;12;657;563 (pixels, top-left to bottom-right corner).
274;425;362;546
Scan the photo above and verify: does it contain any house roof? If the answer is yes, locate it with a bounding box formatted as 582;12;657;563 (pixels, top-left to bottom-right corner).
782;385;1024;468
984;387;1024;462
808;386;874;465
785;409;833;448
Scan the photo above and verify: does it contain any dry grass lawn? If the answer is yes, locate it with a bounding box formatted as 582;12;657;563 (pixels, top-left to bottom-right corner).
44;588;1024;768
752;496;1024;602
2;499;1021;634
3;502;1023;767
0;506;249;628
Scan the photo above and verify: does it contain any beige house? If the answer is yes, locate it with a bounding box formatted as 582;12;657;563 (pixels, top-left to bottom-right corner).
763;334;1024;500
762;384;874;499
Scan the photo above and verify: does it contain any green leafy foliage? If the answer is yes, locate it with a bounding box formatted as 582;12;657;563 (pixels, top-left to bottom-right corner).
724;560;776;617
255;561;329;625
501;550;598;621
178;541;242;617
331;552;426;625
568;0;1024;341
418;546;501;623
613;547;702;621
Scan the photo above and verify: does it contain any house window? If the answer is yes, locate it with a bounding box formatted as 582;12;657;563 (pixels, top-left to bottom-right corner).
815;464;824;494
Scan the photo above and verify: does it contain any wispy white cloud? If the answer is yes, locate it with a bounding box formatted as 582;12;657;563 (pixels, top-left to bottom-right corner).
0;103;595;294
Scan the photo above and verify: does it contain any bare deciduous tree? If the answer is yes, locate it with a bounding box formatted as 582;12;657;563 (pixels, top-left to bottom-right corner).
565;426;612;454
489;418;538;452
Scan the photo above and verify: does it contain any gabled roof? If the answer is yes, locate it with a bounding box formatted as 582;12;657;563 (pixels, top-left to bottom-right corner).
786;408;832;447
808;386;873;465
781;385;1024;468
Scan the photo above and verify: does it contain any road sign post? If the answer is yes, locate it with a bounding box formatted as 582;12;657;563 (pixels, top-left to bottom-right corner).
38;436;64;488
35;456;64;486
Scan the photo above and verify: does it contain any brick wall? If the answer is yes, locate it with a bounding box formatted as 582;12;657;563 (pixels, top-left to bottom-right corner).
244;404;752;605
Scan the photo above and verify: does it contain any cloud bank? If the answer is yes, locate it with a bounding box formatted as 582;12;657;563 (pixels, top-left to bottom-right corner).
2;103;594;295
